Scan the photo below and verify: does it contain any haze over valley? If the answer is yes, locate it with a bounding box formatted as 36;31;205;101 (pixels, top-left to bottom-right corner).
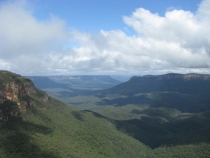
1;0;210;157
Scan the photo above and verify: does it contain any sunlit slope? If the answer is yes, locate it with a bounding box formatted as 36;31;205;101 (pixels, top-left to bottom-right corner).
0;97;150;158
2;71;210;158
0;71;149;158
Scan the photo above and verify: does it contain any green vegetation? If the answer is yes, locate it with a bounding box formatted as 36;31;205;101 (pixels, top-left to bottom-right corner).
0;100;19;121
1;72;210;157
151;143;210;158
0;96;150;158
0;71;27;85
2;95;210;157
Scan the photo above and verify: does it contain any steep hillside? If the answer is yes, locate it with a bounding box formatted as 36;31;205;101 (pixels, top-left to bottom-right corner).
1;71;210;158
41;73;210;157
105;73;210;95
0;71;149;158
0;71;38;120
97;73;210;113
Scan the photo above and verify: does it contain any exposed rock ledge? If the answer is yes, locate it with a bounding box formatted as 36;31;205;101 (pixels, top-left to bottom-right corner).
0;81;36;109
0;70;48;121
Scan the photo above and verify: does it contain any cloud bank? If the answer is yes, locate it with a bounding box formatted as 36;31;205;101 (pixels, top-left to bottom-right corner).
0;0;210;75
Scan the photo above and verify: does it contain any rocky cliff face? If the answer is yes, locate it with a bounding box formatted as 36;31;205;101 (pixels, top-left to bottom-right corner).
0;70;48;121
0;81;36;102
131;73;210;81
157;73;210;80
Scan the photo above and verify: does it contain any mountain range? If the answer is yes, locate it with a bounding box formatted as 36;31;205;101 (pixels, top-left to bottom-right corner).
97;73;210;112
1;70;210;157
49;75;121;89
0;70;149;158
28;76;70;89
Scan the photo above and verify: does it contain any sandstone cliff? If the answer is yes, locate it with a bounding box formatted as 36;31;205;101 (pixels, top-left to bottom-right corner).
0;70;48;121
130;73;210;81
156;73;210;80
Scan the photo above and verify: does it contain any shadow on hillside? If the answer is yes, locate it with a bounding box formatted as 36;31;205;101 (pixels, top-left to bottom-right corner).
96;94;210;113
83;110;210;149
72;110;109;122
96;96;154;107
0;117;60;158
53;89;95;98
115;116;210;149
71;111;84;121
83;110;108;119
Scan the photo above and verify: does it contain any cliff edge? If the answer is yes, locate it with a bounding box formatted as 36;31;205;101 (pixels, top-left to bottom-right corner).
0;70;48;121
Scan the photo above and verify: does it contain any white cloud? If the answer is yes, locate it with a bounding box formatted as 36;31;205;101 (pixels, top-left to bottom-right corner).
0;0;210;75
121;0;210;70
0;0;67;72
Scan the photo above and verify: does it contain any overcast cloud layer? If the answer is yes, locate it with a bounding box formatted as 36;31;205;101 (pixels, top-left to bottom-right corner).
0;0;210;75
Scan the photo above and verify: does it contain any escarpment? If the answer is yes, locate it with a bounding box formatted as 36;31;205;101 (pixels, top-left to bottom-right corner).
0;70;48;121
130;73;210;81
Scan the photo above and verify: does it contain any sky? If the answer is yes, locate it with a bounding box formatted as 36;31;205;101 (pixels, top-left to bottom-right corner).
0;0;210;76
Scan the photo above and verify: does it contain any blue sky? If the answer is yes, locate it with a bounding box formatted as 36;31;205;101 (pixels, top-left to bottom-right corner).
0;0;210;76
33;0;200;32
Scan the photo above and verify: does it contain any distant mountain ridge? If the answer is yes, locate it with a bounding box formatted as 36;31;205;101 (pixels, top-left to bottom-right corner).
50;75;121;83
92;73;210;113
0;70;150;158
49;75;122;89
130;73;210;81
1;71;210;157
107;73;210;95
28;76;70;89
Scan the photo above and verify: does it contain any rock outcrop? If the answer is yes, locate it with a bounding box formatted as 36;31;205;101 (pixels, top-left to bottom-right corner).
0;70;48;121
0;80;36;110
